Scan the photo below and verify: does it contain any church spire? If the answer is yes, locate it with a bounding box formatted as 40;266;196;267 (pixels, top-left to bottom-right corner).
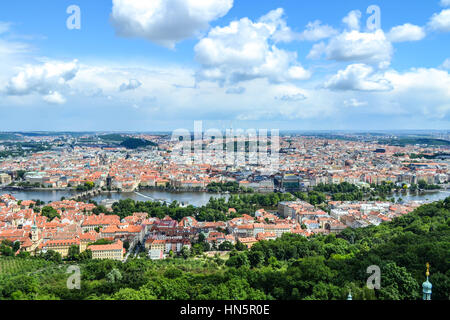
31;214;39;242
32;215;37;229
422;263;432;300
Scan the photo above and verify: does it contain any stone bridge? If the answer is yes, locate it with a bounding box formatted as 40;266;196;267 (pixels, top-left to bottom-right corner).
69;188;103;201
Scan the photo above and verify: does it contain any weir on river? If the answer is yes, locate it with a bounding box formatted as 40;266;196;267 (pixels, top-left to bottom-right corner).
134;192;168;203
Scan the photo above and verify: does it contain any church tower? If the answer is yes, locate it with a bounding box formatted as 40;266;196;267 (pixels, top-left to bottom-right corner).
31;216;39;242
422;263;432;301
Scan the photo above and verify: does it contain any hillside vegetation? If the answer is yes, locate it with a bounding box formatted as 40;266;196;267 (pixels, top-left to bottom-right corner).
0;198;448;300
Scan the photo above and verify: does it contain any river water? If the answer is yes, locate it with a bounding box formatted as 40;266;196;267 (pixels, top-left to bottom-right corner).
1;189;448;207
392;190;450;202
0;189;231;207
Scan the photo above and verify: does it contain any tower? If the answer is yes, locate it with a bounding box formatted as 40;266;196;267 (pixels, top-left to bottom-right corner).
347;290;353;300
422;263;432;301
31;216;39;242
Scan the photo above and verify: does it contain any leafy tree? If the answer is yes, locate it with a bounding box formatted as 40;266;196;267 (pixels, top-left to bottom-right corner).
226;252;250;268
218;241;234;251
235;240;247;251
78;249;92;261
67;245;80;261
247;250;264;268
41;206;60;221
123;241;130;252
89;239;114;246
164;268;183;279
378;262;420;300
111;287;156;300
106;268;123;284
198;233;206;243
0;240;15;256
180;246;190;259
41;250;62;263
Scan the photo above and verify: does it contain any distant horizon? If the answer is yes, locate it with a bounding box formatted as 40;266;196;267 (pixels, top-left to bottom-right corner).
2;129;450;135
0;0;449;307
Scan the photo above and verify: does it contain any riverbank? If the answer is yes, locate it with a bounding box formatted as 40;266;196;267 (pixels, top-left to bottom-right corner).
1;187;449;208
1;186;70;191
0;188;233;207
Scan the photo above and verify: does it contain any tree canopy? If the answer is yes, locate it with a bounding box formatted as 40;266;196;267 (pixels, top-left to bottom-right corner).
0;197;448;300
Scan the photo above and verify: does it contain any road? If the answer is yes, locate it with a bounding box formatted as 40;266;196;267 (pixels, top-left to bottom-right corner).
122;237;145;262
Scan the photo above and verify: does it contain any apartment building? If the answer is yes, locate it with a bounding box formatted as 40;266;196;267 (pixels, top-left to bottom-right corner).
89;240;124;261
39;238;80;258
0;173;12;185
146;239;166;260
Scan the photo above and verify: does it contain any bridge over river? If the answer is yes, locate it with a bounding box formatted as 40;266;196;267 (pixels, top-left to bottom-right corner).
68;188;103;200
69;189;170;204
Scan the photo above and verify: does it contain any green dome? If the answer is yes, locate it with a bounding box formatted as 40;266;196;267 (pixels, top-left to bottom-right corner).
422;264;432;300
422;280;432;293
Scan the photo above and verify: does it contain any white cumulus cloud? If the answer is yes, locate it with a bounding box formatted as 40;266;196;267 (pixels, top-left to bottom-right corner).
3;60;79;105
194;8;311;85
43;91;66;105
343;10;362;31
387;23;426;42
441;0;450;7
383;67;450;119
428;9;450;32
299;20;338;41
110;0;233;48
119;79;142;91
324;64;393;91
275;93;306;101
344;98;368;108
309;29;393;68
273;84;307;101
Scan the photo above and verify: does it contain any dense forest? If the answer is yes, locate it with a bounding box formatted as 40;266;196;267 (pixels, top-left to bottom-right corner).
0;142;52;159
120;138;158;149
378;137;450;147
0;197;448;300
206;181;253;194
295;181;442;205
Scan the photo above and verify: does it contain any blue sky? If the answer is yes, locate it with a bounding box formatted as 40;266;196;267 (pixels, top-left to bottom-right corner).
0;0;449;131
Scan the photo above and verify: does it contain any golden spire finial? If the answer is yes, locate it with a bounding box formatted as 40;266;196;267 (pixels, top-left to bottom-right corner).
426;263;430;277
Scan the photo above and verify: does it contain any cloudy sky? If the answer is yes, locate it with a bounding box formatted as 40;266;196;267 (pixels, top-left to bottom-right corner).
0;0;449;132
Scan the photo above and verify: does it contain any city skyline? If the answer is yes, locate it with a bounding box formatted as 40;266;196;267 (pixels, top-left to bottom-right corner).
0;0;450;131
0;1;449;306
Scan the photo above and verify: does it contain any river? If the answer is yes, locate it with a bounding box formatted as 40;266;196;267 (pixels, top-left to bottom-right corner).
392;190;450;202
1;188;448;207
0;189;231;207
